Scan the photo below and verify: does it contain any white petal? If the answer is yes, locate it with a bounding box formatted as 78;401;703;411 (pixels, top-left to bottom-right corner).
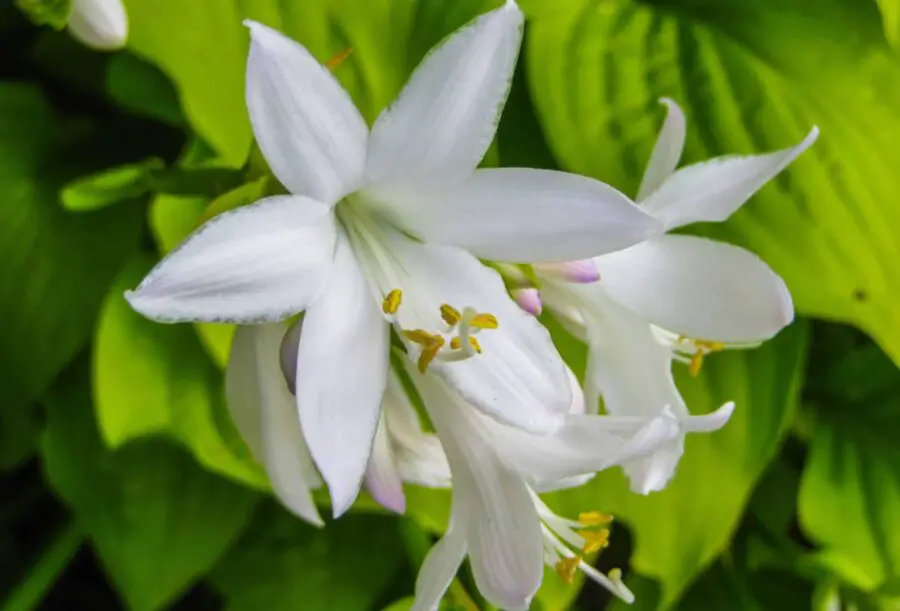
367;169;660;263
346;219;569;433
245;21;368;204
125;196;336;323
411;510;467;611
596;234;794;342
294;231;389;517
636;98;686;202
621;437;685;495
225;324;323;525
365;410;406;514
418;373;543;610
68;0;127;50
383;374;451;488
684;401;735;432
642;127;819;229
366;2;522;187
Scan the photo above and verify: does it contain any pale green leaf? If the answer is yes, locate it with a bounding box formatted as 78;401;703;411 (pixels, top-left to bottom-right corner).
543;323;808;608
15;0;70;28
0;83;143;407
211;500;405;611
42;364;260;611
527;0;900;364
93;254;267;489
876;0;900;48
61;159;162;212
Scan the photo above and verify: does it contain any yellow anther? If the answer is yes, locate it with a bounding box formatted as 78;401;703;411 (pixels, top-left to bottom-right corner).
403;329;436;346
325;47;353;71
578;529;610;554
688;351;705;377
470;313;498;329
440;304;462;326
578;511;614;526
417;336;445;373
382;289;402;315
687;340;725;377
555;555;581;584
450;336;482;354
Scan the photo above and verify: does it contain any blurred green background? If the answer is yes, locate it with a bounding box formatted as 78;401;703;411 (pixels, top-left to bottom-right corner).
1;0;899;609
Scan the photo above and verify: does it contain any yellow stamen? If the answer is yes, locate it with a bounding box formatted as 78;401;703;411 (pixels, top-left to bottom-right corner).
417;336;445;373
382;289;402;315
578;511;614;526
450;336;482;354
578;529;610;554
687;340;725;377
403;329;436;346
325;47;353;71
688;351;705;377
470;313;498;329
555;556;581;584
440;304;462;326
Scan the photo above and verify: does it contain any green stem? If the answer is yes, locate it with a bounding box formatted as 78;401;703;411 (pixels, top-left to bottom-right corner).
1;520;85;611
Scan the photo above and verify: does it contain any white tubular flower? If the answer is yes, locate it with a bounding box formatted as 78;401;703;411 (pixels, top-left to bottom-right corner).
406;366;731;610
125;0;659;517
67;0;128;51
524;99;817;494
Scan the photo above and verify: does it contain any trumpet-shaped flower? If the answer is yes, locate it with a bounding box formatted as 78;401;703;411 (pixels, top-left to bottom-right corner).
406;365;733;610
125;1;659;516
518;99;817;494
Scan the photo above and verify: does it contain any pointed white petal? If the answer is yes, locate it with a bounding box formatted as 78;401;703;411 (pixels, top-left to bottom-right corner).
245;21;368;204
126;196;336;323
622;437;685;494
411;511;467;611
366;2;522;187
642;127;819;229
347;221;568;433
225;324;323;525
636;98;686;202
596;234;794;342
365;410;406;514
67;0;128;50
294;231;389;517
418;373;543;610
367;169;660;263
683;401;735;432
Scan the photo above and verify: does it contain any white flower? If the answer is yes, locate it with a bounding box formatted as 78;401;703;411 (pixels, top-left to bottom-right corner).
404;364;733;610
125;0;659;516
67;0;128;51
520;99;818;494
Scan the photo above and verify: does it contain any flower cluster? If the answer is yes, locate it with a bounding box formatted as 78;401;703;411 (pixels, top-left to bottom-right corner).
124;1;817;608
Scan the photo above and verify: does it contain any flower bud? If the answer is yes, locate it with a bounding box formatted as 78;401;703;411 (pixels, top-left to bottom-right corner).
512;287;542;316
535;259;600;284
67;0;128;51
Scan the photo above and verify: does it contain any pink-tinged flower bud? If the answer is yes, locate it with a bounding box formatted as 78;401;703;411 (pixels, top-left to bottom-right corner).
512;287;542;316
535;259;600;284
67;0;128;51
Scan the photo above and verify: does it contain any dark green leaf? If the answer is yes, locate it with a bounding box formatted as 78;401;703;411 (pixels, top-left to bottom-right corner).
61;159;162;212
14;0;70;28
42;364;260;611
106;52;184;126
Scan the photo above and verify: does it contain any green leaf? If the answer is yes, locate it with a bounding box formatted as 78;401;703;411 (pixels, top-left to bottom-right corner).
106;52;185;126
61;159;163;212
876;0;900;48
93;254;267;488
544;323;808;608
121;0;497;166
14;0;70;28
211;500;405;611
798;343;900;592
42;364;260;611
0;400;41;470
0;83;143;407
527;0;900;365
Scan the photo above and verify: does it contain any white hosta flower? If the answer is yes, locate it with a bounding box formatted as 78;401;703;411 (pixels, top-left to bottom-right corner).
125;1;659;516
67;0;127;50
406;365;733;610
522;99;818;494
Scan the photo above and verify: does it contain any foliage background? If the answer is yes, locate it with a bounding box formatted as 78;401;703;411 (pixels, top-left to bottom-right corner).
1;0;899;609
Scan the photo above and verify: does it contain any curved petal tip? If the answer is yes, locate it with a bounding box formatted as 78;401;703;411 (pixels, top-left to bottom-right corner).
684;401;735;433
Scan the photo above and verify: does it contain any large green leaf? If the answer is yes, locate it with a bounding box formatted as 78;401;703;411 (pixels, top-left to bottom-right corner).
876;0;900;48
798;343;900;592
527;0;900;364
93;254;267;488
0;84;143;407
122;0;497;166
42;364;260;611
210;500;406;611
544;322;808;608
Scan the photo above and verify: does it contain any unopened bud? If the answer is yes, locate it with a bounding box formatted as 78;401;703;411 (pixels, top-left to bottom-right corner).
512;288;542;316
67;0;128;51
